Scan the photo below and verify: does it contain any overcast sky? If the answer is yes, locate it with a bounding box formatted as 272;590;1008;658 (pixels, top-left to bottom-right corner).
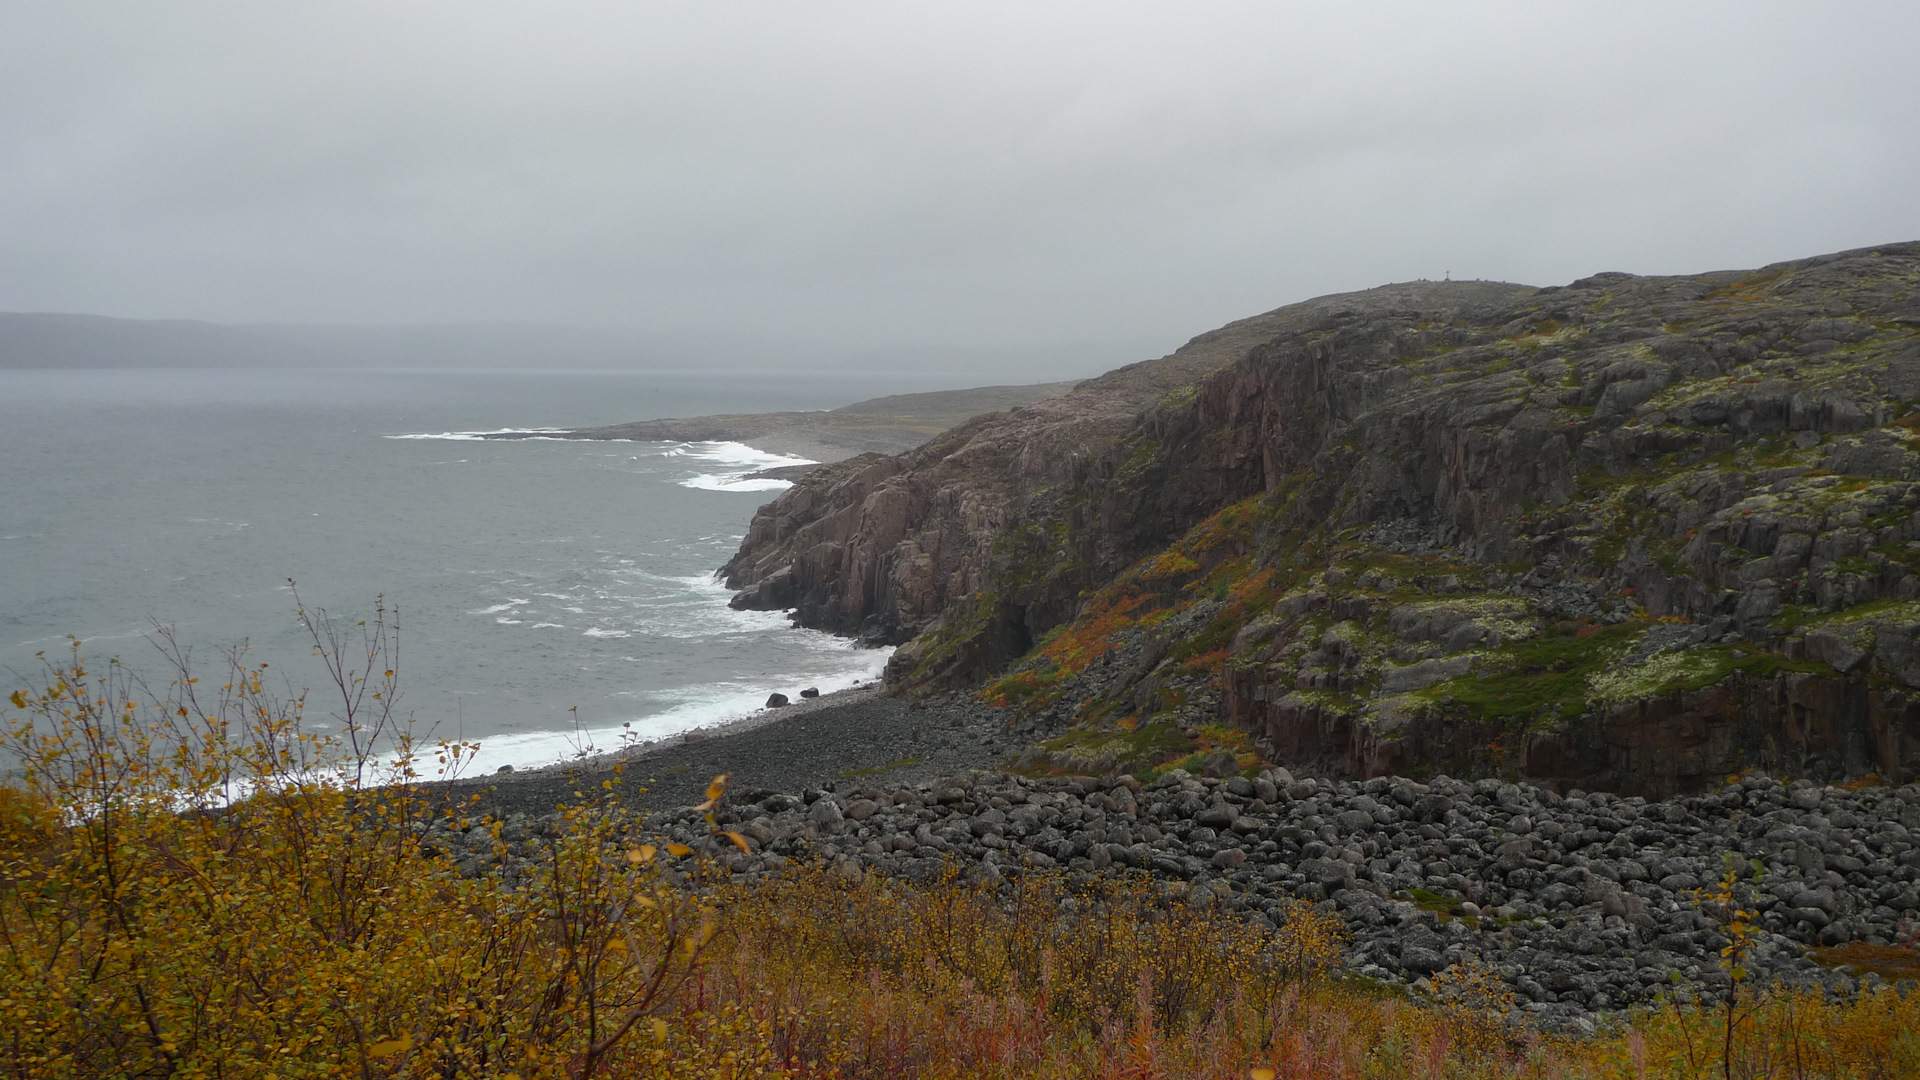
1;2;1916;361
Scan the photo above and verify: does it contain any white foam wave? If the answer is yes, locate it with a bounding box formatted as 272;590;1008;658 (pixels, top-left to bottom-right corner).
581;627;630;638
472;600;530;614
387;428;573;441
665;441;810;469
681;474;797;492
667;441;815;493
451;645;894;775
641;604;792;638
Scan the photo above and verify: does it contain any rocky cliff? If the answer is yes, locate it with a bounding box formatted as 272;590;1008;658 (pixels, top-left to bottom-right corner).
725;243;1920;794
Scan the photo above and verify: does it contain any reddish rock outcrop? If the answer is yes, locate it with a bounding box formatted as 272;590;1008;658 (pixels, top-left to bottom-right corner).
1230;666;1920;798
725;242;1920;793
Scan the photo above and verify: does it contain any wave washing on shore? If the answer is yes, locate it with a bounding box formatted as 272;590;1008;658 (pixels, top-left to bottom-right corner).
386;427;576;441
427;567;894;774
387;434;817;494
665;441;816;493
353;436;848;772
2;367;933;779
449;643;893;778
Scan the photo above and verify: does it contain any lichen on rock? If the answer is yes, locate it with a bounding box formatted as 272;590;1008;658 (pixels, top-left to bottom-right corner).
723;241;1920;793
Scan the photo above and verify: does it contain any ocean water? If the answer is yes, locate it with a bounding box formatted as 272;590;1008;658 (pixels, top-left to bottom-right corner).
0;366;954;774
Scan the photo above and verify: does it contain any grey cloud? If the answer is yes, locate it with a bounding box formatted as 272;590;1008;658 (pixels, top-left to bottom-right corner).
0;2;1915;368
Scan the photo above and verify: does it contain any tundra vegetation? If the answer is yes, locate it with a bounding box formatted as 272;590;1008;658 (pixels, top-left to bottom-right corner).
4;624;1919;1078
17;244;1920;1076
725;243;1920;796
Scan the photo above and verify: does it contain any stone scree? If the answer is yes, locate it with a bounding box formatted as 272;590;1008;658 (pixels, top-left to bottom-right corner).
423;769;1920;1027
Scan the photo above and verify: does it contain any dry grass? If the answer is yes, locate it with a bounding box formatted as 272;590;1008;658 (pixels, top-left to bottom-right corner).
7;625;1920;1078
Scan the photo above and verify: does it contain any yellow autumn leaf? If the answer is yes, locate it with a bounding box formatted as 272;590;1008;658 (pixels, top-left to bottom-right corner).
368;1033;413;1057
8;691;24;709
652;1018;669;1042
722;830;752;854
626;845;656;864
1251;1069;1277;1080
666;842;693;857
706;773;729;802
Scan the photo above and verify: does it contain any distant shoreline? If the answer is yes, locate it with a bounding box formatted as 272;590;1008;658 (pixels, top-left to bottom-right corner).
475;380;1079;463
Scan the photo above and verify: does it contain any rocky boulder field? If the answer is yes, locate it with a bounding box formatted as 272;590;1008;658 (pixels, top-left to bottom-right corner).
420;242;1920;1033
424;758;1920;1029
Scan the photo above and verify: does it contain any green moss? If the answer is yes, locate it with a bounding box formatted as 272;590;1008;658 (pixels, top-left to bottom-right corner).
1407;887;1465;915
1119;435;1164;477
1589;644;1830;704
1039;718;1196;775
1803;597;1920;629
1159;383;1201;410
1410;622;1642;721
906;590;1005;687
993;518;1074;595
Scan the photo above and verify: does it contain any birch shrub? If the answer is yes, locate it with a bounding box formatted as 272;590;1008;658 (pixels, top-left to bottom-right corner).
0;605;715;1080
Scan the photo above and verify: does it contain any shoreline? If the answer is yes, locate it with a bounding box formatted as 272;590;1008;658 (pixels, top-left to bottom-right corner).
434;680;1013;818
473;680;891;783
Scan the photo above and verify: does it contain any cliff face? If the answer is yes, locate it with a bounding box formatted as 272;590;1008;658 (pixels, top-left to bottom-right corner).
726;243;1920;793
722;280;1531;679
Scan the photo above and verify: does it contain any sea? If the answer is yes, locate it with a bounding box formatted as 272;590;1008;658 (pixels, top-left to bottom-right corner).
0;366;961;776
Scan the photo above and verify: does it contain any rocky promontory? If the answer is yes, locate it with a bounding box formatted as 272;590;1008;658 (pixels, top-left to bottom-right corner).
723;243;1920;795
478;380;1078;463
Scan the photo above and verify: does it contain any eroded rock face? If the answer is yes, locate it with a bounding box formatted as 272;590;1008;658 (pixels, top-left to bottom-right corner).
723;280;1537;682
725;242;1920;791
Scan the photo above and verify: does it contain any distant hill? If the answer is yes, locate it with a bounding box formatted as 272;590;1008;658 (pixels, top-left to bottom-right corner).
481;381;1083;462
0;311;1156;380
0;313;301;368
0;313;666;369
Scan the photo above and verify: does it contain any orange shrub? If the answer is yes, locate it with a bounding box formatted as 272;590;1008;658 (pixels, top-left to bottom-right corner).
7;611;1920;1079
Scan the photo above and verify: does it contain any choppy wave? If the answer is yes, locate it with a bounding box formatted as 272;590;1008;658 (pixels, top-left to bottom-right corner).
3;367;966;792
387;428;573;441
451;563;893;773
666;441;815;492
454;645;893;775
